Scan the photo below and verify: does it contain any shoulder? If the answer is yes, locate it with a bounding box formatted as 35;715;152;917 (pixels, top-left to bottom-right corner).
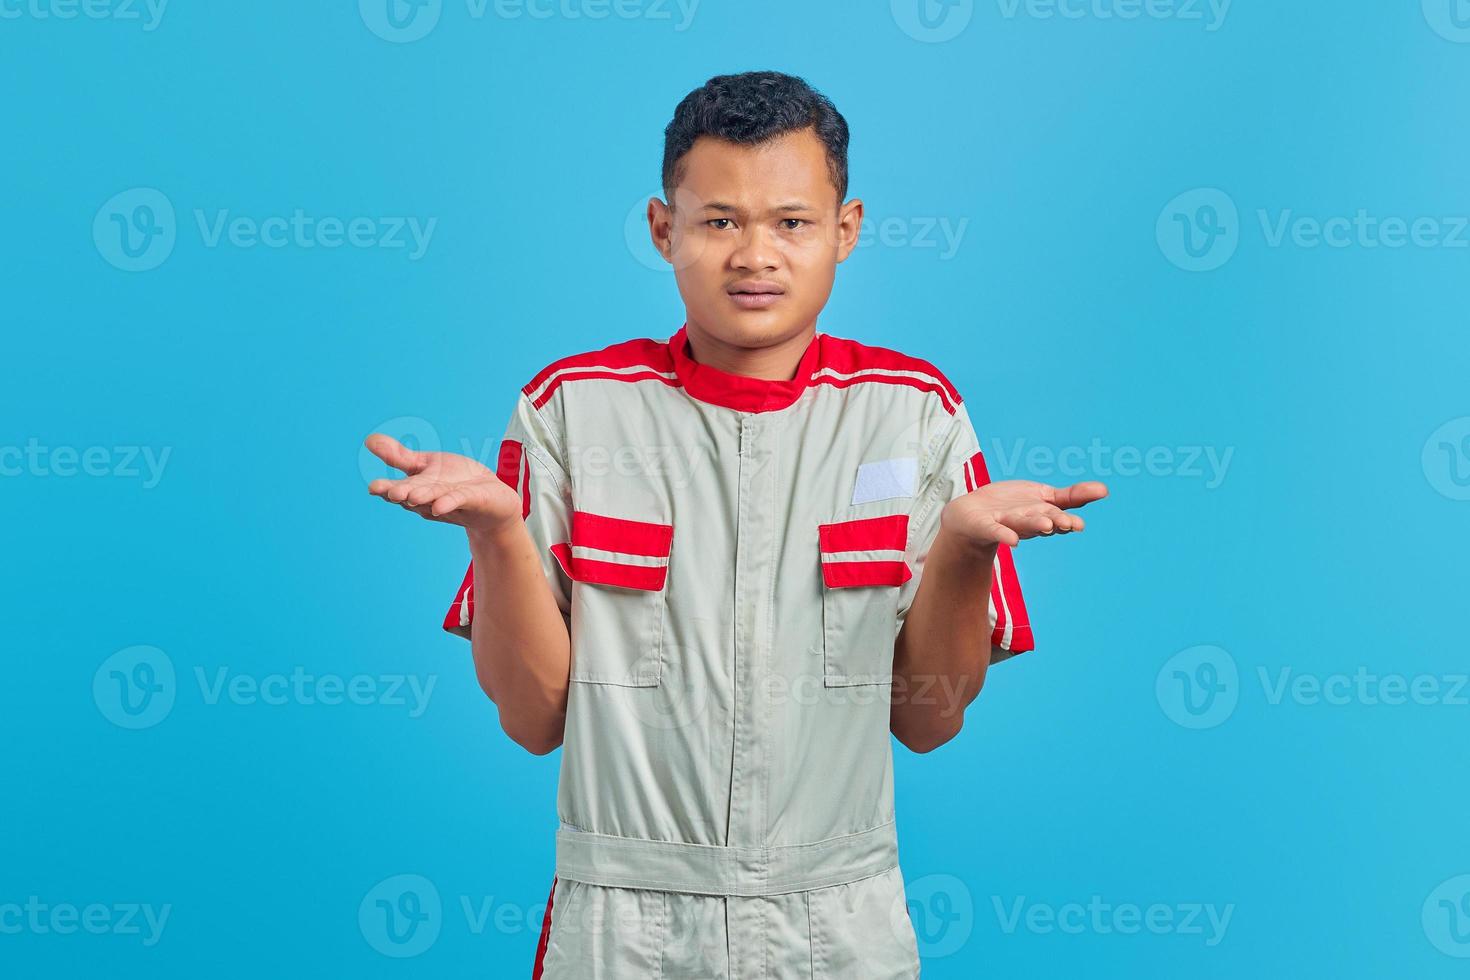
814;332;964;416
520;335;674;409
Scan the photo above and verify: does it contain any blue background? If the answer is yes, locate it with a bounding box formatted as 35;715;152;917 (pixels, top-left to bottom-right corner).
5;0;1468;975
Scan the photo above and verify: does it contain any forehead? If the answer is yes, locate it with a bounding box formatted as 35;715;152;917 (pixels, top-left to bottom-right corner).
676;128;837;207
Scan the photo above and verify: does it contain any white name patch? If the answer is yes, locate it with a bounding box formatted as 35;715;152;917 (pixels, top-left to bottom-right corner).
851;456;919;505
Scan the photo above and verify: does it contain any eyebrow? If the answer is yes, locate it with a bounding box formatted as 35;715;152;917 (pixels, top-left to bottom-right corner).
700;201;816;214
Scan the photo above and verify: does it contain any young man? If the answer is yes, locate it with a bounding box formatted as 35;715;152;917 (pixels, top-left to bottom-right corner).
367;71;1106;979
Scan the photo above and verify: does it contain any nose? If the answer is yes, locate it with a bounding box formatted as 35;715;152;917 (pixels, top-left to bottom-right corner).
728;223;779;273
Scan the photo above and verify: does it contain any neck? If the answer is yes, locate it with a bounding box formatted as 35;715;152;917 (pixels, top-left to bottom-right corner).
683;321;817;380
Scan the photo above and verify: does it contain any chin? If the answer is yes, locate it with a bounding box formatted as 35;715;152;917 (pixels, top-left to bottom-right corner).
701;310;806;348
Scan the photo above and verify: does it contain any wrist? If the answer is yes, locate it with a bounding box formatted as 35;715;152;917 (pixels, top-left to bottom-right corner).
465;517;525;554
939;499;1004;556
935;523;999;564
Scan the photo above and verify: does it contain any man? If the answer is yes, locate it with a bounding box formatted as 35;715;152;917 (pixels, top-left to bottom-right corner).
366;70;1106;978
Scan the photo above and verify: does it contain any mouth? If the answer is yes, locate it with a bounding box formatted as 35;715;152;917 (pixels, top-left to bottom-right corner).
727;282;785;310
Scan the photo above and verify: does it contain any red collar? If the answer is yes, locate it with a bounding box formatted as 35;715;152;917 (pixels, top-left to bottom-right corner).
667;323;823;413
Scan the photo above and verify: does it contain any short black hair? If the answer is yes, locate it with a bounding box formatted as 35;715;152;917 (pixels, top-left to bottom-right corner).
662;71;850;205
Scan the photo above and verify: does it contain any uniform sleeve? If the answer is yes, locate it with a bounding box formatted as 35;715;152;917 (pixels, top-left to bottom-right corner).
441;391;573;641
893;402;1035;664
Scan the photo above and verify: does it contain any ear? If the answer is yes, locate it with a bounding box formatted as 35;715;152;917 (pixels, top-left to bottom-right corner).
835;197;864;263
646;196;674;261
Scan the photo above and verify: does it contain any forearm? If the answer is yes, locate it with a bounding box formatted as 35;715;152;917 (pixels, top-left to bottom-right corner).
890;527;997;752
467;521;571;754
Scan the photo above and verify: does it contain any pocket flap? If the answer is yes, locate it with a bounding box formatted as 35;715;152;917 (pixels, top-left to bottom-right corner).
817;514;911;588
554;510;674;591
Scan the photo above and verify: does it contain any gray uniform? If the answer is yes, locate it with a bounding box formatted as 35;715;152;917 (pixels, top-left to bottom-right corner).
443;324;1034;978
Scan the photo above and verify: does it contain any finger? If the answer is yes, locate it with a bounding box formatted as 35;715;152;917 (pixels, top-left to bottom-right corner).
1003;511;1055;537
431;489;468;518
387;492;470;527
369;477;428;501
1043;505;1084;533
1051;481;1109;510
364;433;430;476
367;477;401;496
402;501;452;523
1018;507;1083;536
986;519;1020;548
382;474;441;503
403;480;456;508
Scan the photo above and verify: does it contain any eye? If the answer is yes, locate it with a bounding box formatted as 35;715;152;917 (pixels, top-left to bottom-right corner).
707;218;734;230
781;219;806;230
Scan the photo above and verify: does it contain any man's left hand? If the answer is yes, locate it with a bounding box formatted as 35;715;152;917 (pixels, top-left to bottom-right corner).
940;479;1109;549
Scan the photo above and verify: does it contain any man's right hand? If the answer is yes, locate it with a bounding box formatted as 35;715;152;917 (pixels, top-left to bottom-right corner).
364;434;523;532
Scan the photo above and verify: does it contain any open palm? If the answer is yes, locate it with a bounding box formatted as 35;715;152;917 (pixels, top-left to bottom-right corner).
364;433;521;531
941;479;1109;549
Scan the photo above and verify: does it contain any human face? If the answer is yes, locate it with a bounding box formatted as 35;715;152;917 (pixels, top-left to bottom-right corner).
648;127;863;356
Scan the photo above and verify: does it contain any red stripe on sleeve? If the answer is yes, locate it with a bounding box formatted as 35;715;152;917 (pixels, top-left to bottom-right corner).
811;373;958;415
988;565;1008;647
995;544;1034;652
531;874;556;979
441;562;474;633
960;451;1030;652
549;542;573;578
519;453;531;520
967;450;991;486
531;368;680;409
496;438;523;489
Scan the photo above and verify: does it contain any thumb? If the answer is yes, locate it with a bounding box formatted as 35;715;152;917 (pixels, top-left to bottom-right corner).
364;433;429;475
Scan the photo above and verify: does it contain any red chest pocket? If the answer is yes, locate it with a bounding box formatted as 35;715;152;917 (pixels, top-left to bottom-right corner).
552;510;673;687
816;513;910;687
817;514;912;588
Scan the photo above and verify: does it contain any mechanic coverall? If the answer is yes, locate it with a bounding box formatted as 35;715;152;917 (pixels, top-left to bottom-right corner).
442;323;1033;978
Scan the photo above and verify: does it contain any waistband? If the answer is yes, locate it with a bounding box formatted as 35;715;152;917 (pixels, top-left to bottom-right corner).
554;820;899;897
